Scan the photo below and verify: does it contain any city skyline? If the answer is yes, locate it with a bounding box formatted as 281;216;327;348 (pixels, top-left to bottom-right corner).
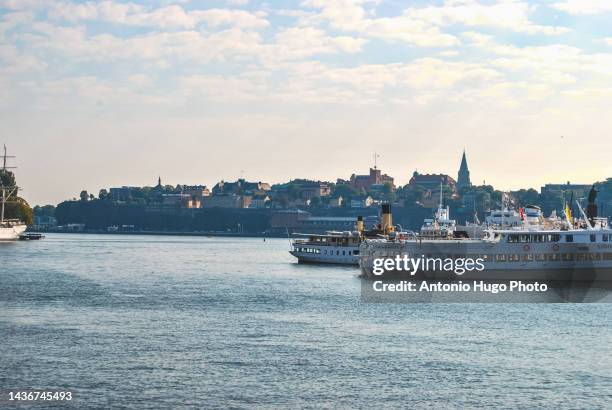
11;147;610;206
2;0;612;205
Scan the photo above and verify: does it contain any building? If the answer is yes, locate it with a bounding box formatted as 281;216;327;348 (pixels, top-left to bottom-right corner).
340;167;395;191
212;179;271;196
328;196;343;208
33;215;57;230
295;215;379;234
408;172;457;192
350;196;374;209
292;179;331;199
270;179;331;204
540;182;592;214
201;194;252;209
109;186;141;202
161;193;200;208
270;209;311;229
406;172;458;209
250;194;271;209
457;150;471;191
178;185;210;198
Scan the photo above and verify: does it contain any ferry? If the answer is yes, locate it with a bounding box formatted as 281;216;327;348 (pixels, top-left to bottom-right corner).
290;206;394;265
0;146;27;241
359;189;612;282
290;230;362;265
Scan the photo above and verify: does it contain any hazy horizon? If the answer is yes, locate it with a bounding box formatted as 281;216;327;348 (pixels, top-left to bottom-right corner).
2;0;611;206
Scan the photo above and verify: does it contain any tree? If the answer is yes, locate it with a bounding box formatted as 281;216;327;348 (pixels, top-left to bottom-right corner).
33;205;56;217
0;169;16;187
99;189;109;200
80;190;89;201
332;184;359;201
1;169;33;224
512;189;540;207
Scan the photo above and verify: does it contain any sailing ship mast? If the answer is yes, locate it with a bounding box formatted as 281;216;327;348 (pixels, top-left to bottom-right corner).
1;144;18;225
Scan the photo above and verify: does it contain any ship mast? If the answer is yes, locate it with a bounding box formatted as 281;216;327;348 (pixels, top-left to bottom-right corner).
1;144;18;225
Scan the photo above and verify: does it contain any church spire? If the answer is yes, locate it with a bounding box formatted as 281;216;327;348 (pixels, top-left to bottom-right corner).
457;150;471;190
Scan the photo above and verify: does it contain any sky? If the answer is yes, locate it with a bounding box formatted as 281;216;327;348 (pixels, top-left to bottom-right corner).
1;0;611;205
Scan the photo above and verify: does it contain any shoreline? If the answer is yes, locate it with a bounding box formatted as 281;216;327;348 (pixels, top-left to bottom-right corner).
34;229;289;239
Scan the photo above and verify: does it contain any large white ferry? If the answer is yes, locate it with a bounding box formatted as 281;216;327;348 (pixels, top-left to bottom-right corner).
0;146;26;241
360;190;612;282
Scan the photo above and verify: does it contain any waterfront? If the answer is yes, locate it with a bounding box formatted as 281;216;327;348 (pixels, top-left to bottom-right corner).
1;234;612;408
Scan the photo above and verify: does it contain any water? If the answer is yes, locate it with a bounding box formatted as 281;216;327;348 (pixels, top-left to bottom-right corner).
1;234;612;408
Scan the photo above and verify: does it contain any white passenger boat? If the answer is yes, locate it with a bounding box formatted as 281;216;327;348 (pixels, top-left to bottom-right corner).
290;206;395;265
290;231;362;265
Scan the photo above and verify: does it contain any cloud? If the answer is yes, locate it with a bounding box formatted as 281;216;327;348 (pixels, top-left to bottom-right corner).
600;38;612;46
271;27;365;59
407;1;571;35
21;22;264;64
301;0;460;47
462;31;612;78
301;0;569;49
48;2;269;29
551;0;612;15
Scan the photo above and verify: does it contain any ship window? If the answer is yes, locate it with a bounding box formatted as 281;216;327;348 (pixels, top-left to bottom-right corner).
565;235;573;243
336;250;339;255
603;234;609;242
495;254;506;262
577;253;587;261
535;254;546;261
508;254;520;262
523;254;534;262
603;253;612;261
590;234;596;243
562;253;575;261
347;250;351;255
342;251;345;255
548;253;560;261
589;253;600;261
353;250;359;255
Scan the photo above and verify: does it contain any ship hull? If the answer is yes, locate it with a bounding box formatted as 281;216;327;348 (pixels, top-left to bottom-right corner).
359;239;612;282
0;224;27;241
290;250;359;265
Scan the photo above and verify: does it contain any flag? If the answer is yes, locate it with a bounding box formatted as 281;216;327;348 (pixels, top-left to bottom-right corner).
565;202;573;225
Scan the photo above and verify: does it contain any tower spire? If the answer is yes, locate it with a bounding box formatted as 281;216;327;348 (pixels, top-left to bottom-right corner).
457;150;471;190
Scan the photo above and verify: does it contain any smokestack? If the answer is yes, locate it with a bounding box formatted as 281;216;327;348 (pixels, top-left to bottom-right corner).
356;215;364;233
381;204;394;234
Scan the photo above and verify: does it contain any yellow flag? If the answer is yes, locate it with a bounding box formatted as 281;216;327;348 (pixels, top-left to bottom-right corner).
565;203;573;225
